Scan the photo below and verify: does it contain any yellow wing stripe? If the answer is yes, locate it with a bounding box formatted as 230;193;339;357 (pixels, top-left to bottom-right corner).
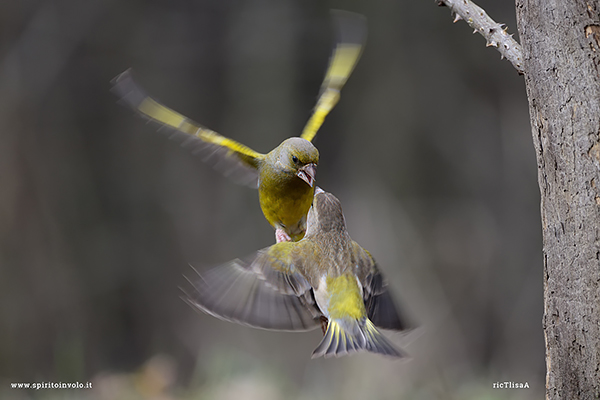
137;97;262;161
138;97;187;130
300;44;363;142
198;130;262;160
323;44;363;90
300;89;340;143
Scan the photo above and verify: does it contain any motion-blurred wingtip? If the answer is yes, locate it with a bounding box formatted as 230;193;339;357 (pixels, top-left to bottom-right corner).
110;68;148;110
330;10;368;46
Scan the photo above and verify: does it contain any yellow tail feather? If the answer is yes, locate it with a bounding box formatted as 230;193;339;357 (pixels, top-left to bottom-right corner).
311;318;406;359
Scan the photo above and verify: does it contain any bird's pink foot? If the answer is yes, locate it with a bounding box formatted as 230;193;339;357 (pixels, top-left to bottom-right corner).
275;229;292;243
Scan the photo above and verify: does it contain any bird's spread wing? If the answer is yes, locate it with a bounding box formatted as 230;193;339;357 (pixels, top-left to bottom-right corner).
352;242;407;332
112;69;262;188
183;242;320;331
300;10;367;142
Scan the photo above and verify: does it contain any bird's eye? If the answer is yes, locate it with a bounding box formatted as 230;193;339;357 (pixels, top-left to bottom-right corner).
292;155;299;164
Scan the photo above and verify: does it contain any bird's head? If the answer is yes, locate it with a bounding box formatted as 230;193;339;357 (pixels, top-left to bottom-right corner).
276;137;319;187
305;188;347;236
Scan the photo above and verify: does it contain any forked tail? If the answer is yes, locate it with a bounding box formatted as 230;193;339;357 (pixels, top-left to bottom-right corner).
311;318;406;358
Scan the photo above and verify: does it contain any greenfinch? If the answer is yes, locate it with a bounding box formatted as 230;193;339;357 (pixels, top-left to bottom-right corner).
111;11;366;242
183;188;408;358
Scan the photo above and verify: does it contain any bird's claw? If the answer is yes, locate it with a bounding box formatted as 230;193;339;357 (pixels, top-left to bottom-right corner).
275;229;292;243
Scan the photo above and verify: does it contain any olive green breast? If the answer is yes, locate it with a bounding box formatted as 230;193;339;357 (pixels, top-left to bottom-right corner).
258;161;314;237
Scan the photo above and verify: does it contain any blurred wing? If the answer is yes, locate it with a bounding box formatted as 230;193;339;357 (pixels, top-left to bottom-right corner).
300;10;367;142
353;242;407;331
112;69;262;188
183;242;320;331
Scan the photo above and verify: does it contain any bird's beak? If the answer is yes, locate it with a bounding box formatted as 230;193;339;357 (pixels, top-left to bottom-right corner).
297;163;317;187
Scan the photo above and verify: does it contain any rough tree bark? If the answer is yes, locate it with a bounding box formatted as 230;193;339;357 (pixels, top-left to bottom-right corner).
515;1;600;398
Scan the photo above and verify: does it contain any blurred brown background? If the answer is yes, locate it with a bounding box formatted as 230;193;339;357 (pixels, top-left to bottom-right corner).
0;0;542;399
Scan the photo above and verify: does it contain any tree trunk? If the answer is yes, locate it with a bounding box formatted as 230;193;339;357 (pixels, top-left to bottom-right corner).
515;1;600;398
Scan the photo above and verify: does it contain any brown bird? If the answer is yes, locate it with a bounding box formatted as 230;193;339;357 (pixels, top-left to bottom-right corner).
183;188;409;358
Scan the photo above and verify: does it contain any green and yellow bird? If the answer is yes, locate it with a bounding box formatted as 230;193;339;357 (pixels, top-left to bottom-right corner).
183;188;408;358
111;11;366;242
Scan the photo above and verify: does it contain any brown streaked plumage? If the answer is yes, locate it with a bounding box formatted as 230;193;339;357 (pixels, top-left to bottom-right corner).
183;189;409;358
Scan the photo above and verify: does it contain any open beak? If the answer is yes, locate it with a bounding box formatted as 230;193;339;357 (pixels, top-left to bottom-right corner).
297;163;317;187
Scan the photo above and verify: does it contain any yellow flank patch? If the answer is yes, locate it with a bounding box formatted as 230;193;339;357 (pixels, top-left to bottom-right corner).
326;274;365;320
